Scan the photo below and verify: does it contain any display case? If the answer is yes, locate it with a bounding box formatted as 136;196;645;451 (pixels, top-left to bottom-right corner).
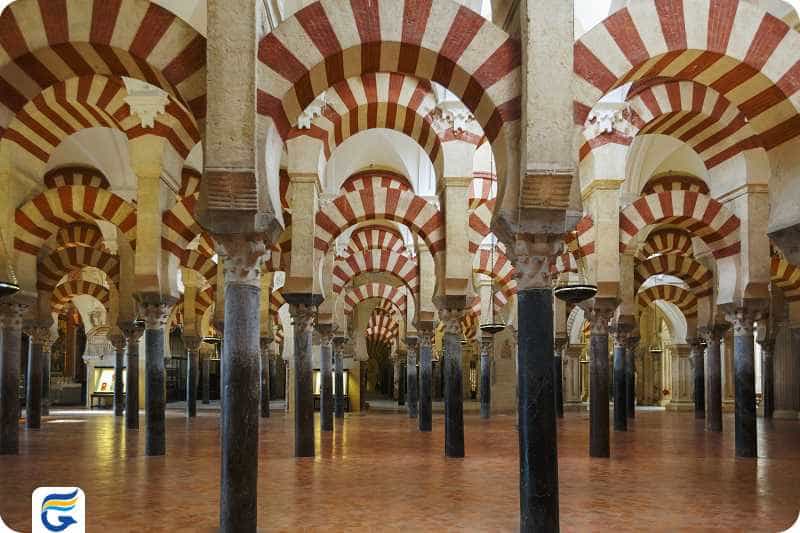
312;370;350;411
89;368;126;409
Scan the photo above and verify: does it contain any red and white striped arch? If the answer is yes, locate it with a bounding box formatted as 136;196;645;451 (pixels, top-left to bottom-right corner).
635;255;713;298
771;254;800;302
637;227;694;259
181;250;218;288
51;279;110;313
44;166;110;190
565;215;595;260
0;0;207;128
641;172;710;196
15;185;137;255
341;170;413;195
332;249;418;295
38;246;120;292
316;187;445;255
619;191;740;259
290;73;444;177
637;284;698;318
549;251;579;278
469;171;496;209
343;282;407;316
472;247;517;299
346;225;407;255
1;75;200;170
55;222;104;250
574;0;800;152
179;167;202;198
468;199;493;254
162;195;200;258
269;290;287;318
257;0;521;205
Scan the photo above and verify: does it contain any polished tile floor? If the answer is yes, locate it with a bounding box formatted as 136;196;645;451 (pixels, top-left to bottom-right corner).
1;407;798;531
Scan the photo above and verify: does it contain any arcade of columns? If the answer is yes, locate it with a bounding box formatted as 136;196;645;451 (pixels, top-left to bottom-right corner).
1;0;800;530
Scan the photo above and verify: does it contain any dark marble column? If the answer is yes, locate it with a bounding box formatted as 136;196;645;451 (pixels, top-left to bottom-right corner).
184;336;202;418
287;298;319;458
610;324;630;432
727;308;760;458
26;324;51;430
587;302;615;457
440;308;465;458
121;322;143;430
517;286;559;531
318;324;334;432
333;336;346;418
418;324;434;432
139;301;172;456
260;337;272;418
625;336;638;419
397;358;406;406
109;334;126;418
216;238;268;533
701;324;727;433
689;338;705;419
760;339;775;419
406;337;419;418
202;355;211;404
42;344;52;416
553;338;566;419
1;303;27;455
480;336;493;419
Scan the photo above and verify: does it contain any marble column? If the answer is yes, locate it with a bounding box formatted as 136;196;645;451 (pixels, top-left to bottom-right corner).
760;339;775;419
260;337;272;419
701;325;728;432
121;322;143;430
25;324;52;429
184;336;202;418
552;338;566;419
406;337;419;418
689;338;705;419
333;336;346;418
216;237;267;532
139;301;172;456
588;302;615;457
202;354;211;405
287;299;318;457
727;308;761;458
610;324;631;431
440;308;466;458
109;333;127;418
418;324;434;432
42;342;52;416
625;337;638;418
1;303;27;454
480;336;493;419
318;324;334;432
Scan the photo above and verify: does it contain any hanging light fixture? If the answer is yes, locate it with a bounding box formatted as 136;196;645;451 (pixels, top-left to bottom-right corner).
553;242;597;305
479;232;505;336
0;228;20;299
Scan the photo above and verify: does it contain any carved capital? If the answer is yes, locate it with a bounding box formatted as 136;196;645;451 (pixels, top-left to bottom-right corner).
215;235;268;286
758;338;775;356
120;321;144;345
0;303;28;330
439;308;466;335
584;104;634;139
609;322;632;348
183;335;203;353
585;300;616;336
700;323;730;344
316;323;334;345
333;336;347;354
509;234;563;290
123;78;169;128
138;301;173;330
626;336;640;351
480;335;494;355
419;333;433;349
289;303;316;333
405;336;419;352
554;336;568;352
725;307;763;337
109;334;127;352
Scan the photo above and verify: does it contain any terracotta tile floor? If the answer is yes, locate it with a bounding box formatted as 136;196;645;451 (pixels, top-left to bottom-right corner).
1;408;798;532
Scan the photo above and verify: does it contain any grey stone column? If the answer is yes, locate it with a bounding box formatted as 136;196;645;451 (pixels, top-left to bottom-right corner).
701;324;728;433
184;336;202;418
260;337;272;418
109;333;127;418
287;298;319;458
480;336;493;419
406;337;419;418
1;303;27;454
625;336;638;418
25;324;52;430
121;322;143;430
610;323;631;432
317;324;334;432
215;237;268;532
587;301;615;457
553;337;566;419
689;338;705;419
418;323;434;432
138;301;173;456
333;336;346;418
726;308;761;458
42;343;52;416
440;307;465;458
760;339;775;419
202;354;211;404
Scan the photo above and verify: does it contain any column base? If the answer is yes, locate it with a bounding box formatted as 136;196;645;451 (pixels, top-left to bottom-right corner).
665;400;695;412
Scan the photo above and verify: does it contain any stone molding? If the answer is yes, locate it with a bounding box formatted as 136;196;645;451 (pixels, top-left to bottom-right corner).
584;103;634;139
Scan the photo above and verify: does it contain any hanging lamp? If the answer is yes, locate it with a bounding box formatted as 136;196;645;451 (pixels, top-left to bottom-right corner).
0;229;20;299
479;232;505;335
553;244;597;305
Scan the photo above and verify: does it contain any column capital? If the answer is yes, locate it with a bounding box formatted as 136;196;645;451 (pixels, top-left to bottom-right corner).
405;336;419;351
109;334;127;352
24;320;53;346
583;299;617;336
480;335;494;354
214;234;268;286
609;322;632;347
332;336;347;353
0;302;28;330
288;303;316;333
137;298;175;330
183;335;203;353
316;323;334;345
625;335;640;351
554;336;568;352
504;233;563;290
439;307;466;335
758;337;775;354
699;323;730;344
723;305;765;337
120;320;144;344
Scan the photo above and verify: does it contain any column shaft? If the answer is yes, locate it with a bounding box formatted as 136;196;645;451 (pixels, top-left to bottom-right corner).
260;351;270;418
443;330;464;457
692;343;705;419
126;337;140;430
517;288;559;530
114;346;125;417
705;334;723;432
26;341;43;429
589;314;611;458
42;349;51;416
292;306;315;457
407;346;418;418
320;339;333;432
202;357;211;404
419;338;433;432
1;307;24;454
187;349;199;417
334;349;344;418
480;346;491;419
553;345;563;419
625;341;636;418
220;284;260;530
145;327;166;456
761;344;774;419
732;317;757;458
613;342;627;431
